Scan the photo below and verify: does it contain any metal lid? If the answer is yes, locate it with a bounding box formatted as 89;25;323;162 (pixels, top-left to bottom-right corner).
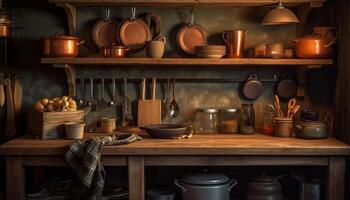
181;173;230;185
219;108;238;113
196;108;219;113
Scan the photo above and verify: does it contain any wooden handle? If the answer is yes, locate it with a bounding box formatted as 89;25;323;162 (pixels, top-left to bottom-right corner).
152;77;156;99
141;78;146;100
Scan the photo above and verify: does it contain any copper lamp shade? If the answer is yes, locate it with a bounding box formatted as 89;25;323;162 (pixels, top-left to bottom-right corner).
262;1;299;25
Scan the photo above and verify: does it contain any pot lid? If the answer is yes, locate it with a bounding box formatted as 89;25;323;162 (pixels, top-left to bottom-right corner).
181;173;229;185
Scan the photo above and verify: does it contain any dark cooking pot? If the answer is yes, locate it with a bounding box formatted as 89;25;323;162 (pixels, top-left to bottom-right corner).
246;173;284;200
175;173;237;200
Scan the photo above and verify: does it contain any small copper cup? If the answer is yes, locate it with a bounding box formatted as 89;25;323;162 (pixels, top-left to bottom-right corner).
283;49;295;59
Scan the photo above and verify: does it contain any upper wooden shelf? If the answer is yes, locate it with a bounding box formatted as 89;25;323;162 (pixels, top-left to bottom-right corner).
50;0;326;7
41;57;333;66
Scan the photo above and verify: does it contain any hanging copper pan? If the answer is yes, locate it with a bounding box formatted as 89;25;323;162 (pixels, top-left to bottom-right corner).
118;6;151;51
176;11;206;55
92;9;119;48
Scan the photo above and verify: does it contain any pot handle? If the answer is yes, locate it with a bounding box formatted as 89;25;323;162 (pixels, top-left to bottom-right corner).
295;124;303;131
158;36;167;44
249;74;258;80
222;31;227;42
174;179;187;193
228;179;238;191
324;39;335;48
77;40;85;45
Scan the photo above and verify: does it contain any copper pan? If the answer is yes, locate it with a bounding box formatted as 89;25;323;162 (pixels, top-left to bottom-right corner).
41;34;84;57
92;9;119;48
118;6;151;51
101;45;129;58
176;10;206;55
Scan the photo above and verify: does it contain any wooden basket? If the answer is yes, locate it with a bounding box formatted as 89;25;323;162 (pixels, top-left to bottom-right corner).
28;110;84;139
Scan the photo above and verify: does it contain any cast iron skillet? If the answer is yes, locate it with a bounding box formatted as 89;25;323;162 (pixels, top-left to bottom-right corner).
145;124;187;139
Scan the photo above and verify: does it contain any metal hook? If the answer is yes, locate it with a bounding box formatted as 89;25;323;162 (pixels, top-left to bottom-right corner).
189;7;195;26
105;8;110;20
131;5;136;20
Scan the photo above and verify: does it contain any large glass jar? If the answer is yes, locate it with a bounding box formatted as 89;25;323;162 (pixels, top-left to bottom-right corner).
193;108;219;134
219;108;239;134
240;103;255;134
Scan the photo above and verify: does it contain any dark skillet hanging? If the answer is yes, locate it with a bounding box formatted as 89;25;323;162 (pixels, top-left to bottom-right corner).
275;74;297;100
92;9;119;48
240;74;263;100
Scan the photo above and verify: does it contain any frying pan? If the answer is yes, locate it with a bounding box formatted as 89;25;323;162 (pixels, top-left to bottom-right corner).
176;10;206;55
240;74;263;100
275;74;297;100
119;6;151;51
92;9;119;48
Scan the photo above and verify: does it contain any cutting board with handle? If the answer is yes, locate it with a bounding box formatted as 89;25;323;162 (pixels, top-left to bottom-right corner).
137;78;161;127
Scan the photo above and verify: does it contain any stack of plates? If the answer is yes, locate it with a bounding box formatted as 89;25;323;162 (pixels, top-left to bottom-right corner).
195;45;226;58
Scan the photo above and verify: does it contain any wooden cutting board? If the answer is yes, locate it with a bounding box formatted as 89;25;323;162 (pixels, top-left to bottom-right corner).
137;78;161;128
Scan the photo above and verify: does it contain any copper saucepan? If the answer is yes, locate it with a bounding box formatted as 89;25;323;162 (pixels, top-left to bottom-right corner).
0;13;10;37
101;45;129;58
41;35;85;57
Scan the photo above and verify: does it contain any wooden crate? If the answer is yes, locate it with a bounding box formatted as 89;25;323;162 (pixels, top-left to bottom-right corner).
28;110;84;139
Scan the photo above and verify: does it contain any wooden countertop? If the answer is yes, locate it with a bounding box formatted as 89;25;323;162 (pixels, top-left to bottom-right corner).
1;133;350;156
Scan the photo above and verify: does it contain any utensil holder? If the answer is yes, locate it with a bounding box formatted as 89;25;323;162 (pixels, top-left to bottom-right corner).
274;118;293;138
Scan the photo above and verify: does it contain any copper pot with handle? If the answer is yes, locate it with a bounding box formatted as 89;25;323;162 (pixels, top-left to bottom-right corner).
101;45;129;58
222;30;247;58
294;33;335;59
41;34;85;57
0;12;10;37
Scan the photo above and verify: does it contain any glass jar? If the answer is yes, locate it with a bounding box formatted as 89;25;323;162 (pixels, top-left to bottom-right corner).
240;103;255;134
262;105;275;135
193;108;219;134
219;108;239;134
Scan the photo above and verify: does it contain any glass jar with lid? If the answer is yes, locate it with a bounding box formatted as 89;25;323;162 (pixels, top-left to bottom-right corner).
193;108;219;134
219;108;240;134
240;103;255;134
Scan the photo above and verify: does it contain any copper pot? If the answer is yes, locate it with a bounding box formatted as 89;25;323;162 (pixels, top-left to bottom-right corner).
294;33;335;58
0;13;10;37
222;30;247;58
101;45;129;58
41;35;84;57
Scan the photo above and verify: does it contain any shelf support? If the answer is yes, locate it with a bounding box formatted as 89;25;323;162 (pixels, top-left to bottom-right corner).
53;64;76;97
297;2;324;37
56;3;77;35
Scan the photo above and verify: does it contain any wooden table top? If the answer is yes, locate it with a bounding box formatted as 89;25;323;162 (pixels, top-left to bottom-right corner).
1;133;350;156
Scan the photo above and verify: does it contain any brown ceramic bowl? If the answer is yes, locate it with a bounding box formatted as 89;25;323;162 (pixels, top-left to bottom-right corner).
144;124;187;139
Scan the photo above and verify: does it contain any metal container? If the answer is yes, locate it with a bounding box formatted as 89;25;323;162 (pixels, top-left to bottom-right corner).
295;121;328;139
175;173;237;200
0;13;10;37
222;30;247;58
219;108;239;134
246;174;284;200
266;43;284;59
101;45;129;58
193;108;219;134
41;35;84;57
294;34;335;58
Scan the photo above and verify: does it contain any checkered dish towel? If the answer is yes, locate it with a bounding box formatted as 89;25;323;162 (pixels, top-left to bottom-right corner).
65;134;142;200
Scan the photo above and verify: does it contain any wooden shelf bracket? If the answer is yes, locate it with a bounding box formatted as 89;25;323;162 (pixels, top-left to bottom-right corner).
53;64;76;97
56;3;77;35
297;2;324;37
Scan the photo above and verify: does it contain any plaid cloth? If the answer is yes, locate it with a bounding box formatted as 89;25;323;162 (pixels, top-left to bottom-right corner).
65;134;142;200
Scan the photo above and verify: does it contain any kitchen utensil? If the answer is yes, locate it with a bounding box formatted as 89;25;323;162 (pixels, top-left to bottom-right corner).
41;34;84;57
176;9;206;55
0;12;10;37
275;74;297;100
287;98;297;118
97;78;107;112
283;48;295;58
266;43;284;59
12;75;23;129
169;79;180;118
274;95;284;118
4;78;16;137
240;103;255;134
240;74;263;100
194;108;219;134
0;73;4;107
254;43;267;58
175;173;237;200
77;78;85;108
101;117;116;133
222;30;247;58
92;9;119;48
313;26;337;41
219;108;239;134
118;6;151;50
146;37;166;58
108;78;116;107
145;124;187;139
299;181;321;200
145;12;162;40
86;78;96;108
64;122;85;140
121;78;134;127
294;33;335;58
161;78;170;119
101;45;129;58
146;189;176;200
274;118;293;137
195;45;226;58
300;110;319;121
261;0;299;25
245;173;284;200
295;121;328;139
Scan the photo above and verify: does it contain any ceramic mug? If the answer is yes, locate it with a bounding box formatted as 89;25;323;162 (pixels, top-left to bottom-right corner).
146;37;166;58
101;117;116;133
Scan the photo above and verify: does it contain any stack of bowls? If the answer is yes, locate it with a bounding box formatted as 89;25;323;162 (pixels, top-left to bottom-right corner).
195;45;226;58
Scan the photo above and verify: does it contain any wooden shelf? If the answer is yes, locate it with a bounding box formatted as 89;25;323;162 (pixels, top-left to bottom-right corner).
49;0;326;7
41;57;333;66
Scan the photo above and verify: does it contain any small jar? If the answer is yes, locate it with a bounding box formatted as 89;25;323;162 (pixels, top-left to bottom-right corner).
219;108;239;134
240;103;255;134
193;108;219;134
262;107;275;135
101;117;116;133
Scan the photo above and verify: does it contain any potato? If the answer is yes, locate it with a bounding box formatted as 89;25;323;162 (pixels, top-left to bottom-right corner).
62;96;68;101
47;104;54;112
41;98;49;106
34;101;45;112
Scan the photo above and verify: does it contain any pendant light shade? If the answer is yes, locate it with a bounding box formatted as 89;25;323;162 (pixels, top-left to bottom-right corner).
262;1;299;25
